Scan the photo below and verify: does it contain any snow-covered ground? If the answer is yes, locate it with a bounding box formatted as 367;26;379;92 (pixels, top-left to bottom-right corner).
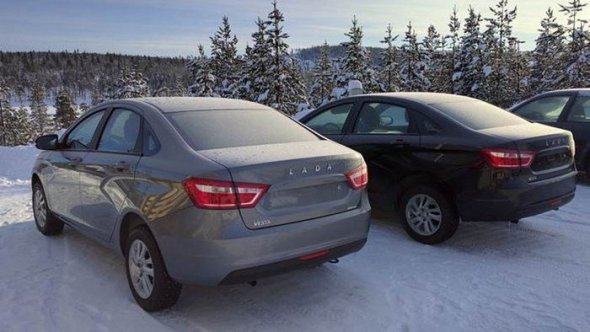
1;146;589;331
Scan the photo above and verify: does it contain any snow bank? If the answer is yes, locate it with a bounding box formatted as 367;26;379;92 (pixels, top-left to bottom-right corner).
0;145;38;189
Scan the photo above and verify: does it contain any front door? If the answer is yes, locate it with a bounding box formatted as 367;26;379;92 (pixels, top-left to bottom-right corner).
46;110;106;223
78;108;142;241
560;94;590;168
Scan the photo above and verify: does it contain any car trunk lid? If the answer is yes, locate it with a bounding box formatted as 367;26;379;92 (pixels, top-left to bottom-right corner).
479;123;575;181
198;141;365;229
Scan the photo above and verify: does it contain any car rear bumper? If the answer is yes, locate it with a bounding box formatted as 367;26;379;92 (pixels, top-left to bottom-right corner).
149;193;371;285
456;171;577;221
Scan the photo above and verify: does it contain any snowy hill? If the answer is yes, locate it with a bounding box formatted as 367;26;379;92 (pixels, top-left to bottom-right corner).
0;146;589;330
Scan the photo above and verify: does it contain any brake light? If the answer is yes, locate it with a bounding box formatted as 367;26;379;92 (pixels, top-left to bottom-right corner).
482;149;535;168
346;162;368;189
183;178;269;210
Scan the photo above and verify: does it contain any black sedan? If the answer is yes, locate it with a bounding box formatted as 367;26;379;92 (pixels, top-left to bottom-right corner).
509;89;590;174
300;93;577;244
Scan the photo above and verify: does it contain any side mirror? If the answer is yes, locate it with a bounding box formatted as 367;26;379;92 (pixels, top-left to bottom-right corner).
35;134;59;150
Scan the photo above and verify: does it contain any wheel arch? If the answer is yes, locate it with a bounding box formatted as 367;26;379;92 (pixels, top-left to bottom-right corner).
117;212;151;256
394;172;458;215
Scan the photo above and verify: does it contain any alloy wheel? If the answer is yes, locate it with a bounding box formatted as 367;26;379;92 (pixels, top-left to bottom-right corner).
128;239;155;299
405;194;443;236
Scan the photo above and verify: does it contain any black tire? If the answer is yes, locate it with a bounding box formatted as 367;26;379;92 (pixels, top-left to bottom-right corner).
399;185;459;244
125;226;182;312
32;182;64;235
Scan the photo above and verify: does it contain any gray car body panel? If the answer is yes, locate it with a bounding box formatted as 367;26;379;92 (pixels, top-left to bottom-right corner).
32;97;371;286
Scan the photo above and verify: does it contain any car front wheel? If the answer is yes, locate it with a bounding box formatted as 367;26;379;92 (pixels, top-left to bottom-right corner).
400;185;459;244
32;182;64;235
125;227;182;312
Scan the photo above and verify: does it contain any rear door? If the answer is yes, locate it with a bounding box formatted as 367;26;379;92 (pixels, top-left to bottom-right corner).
340;100;421;195
302;102;357;142
560;93;590;168
78;108;142;240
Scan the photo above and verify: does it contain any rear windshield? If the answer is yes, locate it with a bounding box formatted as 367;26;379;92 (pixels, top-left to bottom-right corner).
432;100;529;130
167;109;320;150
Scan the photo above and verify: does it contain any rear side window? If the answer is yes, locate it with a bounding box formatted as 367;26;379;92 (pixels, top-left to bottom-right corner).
167;109;320;150
513;96;570;122
433;100;529;130
143;121;160;155
353;103;412;134
97;109;141;154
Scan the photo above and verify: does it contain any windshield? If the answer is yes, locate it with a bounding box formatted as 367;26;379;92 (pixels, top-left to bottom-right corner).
167;109;320;150
432;100;530;130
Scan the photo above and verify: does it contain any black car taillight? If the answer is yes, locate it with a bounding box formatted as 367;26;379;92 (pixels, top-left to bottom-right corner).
183;178;269;210
482;149;535;168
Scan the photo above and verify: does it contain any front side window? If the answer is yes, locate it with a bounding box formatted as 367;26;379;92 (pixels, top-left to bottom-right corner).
566;96;590;122
354;103;411;134
305;103;354;135
513;96;571;122
65;110;105;150
97;109;141;154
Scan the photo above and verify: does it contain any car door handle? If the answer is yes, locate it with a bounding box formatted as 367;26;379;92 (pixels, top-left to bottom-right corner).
68;157;83;168
113;161;130;171
390;139;408;147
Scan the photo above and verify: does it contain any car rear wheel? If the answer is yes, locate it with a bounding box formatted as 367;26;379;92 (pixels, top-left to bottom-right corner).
32;182;64;235
125;227;181;312
400;185;459;244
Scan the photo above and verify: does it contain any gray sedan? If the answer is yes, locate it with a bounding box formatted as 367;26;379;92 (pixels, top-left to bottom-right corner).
32;97;370;311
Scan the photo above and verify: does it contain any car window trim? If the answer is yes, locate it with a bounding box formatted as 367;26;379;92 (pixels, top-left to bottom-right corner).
94;107;144;156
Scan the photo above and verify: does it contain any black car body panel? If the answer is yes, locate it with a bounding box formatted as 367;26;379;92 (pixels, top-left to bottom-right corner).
300;93;577;222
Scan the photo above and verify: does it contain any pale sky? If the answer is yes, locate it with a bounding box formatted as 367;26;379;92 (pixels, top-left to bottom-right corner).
0;0;580;57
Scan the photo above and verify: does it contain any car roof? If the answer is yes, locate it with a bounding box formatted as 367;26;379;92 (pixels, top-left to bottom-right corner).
97;97;273;113
340;92;478;105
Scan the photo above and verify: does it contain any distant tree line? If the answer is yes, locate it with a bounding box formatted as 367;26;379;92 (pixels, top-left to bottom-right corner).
0;0;589;145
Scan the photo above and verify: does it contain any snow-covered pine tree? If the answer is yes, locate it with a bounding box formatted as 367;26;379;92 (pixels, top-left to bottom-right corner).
506;37;530;103
530;8;567;93
91;89;105;106
13;106;32;145
339;16;381;94
111;66;150;99
210;16;240;98
380;24;401;92
54;89;77;129
309;42;334;107
399;21;430;92
422;25;447;92
454;7;485;98
29;83;52;137
446;7;461;94
482;0;518;106
187;45;218;97
0;83;10;145
559;0;590;88
243;18;272;103
264;0;308;115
